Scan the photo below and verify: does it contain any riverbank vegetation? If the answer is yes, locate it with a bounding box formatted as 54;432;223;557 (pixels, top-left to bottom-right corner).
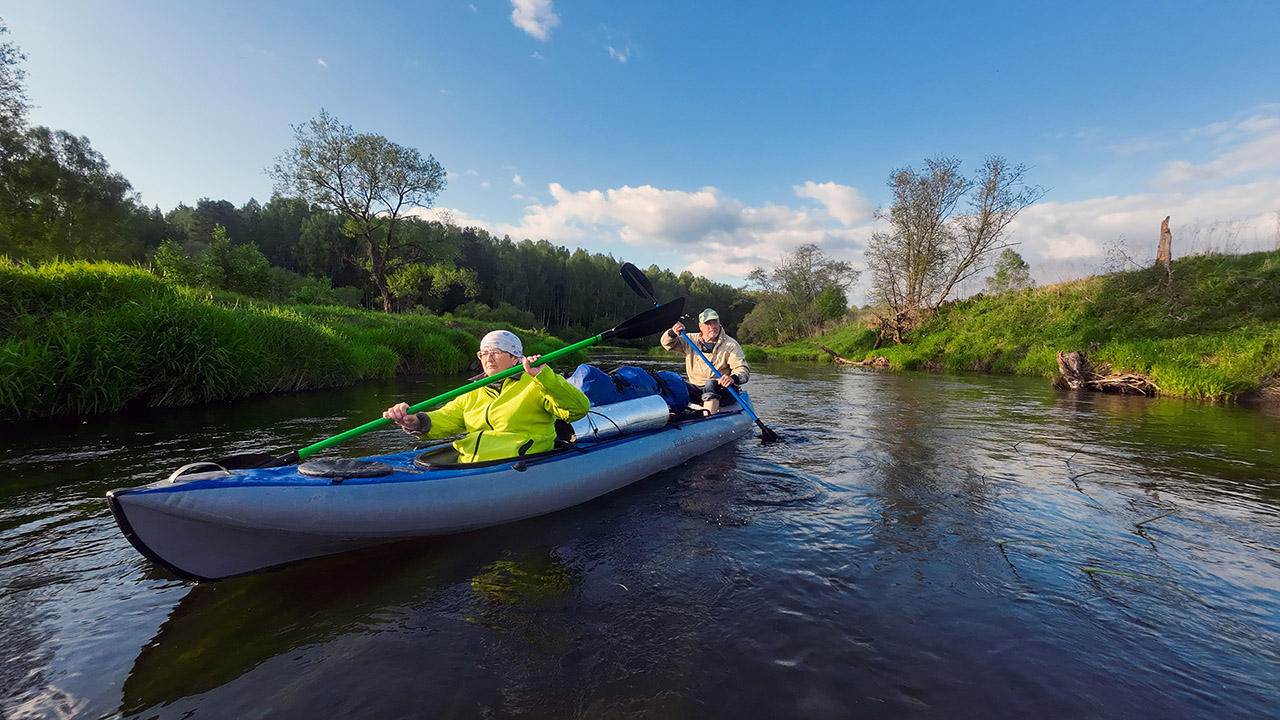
762;249;1280;401
0;259;589;421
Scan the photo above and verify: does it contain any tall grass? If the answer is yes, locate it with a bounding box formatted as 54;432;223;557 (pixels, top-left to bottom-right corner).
1;259;586;421
765;250;1280;401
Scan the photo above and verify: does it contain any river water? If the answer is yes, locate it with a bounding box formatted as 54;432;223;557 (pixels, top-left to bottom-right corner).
2;359;1278;719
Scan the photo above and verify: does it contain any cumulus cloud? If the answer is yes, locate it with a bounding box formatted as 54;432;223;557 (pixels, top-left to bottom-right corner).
512;173;525;187
488;183;878;282
794;181;875;226
1010;178;1280;286
1155;108;1280;188
511;0;560;40
607;46;629;64
316;58;328;68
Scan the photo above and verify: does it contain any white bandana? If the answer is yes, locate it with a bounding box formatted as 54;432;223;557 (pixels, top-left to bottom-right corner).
479;330;523;359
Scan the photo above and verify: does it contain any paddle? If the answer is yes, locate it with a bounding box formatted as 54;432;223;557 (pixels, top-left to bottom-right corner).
214;298;688;470
620;263;783;443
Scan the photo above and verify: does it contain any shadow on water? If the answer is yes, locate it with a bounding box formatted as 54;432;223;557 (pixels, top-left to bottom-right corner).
118;531;582;716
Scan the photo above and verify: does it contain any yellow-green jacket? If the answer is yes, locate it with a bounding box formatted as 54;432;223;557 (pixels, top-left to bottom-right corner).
418;369;590;463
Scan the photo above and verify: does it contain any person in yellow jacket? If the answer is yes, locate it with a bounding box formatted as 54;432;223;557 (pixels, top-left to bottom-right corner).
382;330;590;463
660;308;750;416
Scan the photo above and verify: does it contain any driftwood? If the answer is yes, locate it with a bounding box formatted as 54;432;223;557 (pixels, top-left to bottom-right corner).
821;345;889;368
1053;350;1158;395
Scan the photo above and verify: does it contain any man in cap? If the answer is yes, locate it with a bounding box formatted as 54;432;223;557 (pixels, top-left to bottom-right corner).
660;308;750;416
383;330;589;463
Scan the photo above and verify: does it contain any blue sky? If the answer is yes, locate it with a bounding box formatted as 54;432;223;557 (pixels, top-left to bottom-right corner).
7;1;1280;303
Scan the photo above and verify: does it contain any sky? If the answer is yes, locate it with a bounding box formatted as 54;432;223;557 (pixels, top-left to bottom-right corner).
6;1;1280;304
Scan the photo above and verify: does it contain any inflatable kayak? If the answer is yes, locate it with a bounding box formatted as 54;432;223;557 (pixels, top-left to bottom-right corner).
107;394;753;581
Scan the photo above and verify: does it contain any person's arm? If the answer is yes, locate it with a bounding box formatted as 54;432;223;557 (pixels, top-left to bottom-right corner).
532;368;592;422
721;339;750;387
422;396;470;438
660;322;689;353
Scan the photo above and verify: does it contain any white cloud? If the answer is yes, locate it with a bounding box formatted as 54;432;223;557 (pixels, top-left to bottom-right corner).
793;181;875;226
511;0;560;40
512;173;525;187
607;46;628;64
488;183;877;283
1009;178;1280;287
1154;108;1280;188
316;58;328;68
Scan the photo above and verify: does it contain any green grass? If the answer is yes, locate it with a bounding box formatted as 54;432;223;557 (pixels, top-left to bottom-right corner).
761;250;1280;401
0;259;588;420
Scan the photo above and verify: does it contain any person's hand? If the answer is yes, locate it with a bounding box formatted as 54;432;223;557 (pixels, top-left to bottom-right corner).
671;321;685;335
382;402;420;431
718;374;735;388
523;354;543;377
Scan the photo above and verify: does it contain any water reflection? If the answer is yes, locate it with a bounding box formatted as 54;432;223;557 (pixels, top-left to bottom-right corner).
4;362;1280;719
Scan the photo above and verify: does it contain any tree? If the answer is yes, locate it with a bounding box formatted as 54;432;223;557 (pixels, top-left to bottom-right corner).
0;18;29;135
741;243;859;343
269;109;447;312
0;127;139;261
865;155;1043;341
984;248;1035;294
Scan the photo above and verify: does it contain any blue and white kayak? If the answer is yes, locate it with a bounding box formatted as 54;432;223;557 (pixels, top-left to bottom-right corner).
107;395;752;581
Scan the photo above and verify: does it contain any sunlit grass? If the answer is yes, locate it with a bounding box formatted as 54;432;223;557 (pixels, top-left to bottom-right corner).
765;250;1280;401
1;258;585;420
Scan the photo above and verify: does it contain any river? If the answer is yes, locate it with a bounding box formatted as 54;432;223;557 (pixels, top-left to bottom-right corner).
2;359;1278;719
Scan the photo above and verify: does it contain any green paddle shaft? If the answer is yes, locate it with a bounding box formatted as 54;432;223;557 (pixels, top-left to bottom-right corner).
295;332;607;459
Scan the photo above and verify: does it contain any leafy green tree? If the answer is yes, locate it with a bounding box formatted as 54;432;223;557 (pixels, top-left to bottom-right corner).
741;243;859;343
815;284;849;321
154;238;222;288
0;17;29;135
865;155;1043;341
257;195;312;269
190;198;241;244
205;225;271;295
291;276;341;305
984;248;1035;294
0;127;138;261
269;109;447;312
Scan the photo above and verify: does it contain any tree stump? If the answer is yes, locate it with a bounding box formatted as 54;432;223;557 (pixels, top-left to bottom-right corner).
1157;215;1172;267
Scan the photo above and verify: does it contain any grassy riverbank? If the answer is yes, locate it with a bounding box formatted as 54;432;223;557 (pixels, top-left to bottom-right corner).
762;250;1280;401
1;259;587;421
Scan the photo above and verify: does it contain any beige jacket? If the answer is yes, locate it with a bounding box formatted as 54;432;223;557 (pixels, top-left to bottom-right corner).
660;329;750;387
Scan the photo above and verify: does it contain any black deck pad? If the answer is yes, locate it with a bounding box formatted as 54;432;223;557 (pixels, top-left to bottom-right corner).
297;459;394;478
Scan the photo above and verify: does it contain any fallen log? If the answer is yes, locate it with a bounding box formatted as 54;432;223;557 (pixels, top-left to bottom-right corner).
821;345;890;368
1054;350;1158;395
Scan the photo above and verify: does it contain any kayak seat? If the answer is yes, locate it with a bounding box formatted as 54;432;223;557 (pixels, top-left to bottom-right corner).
413;443;576;470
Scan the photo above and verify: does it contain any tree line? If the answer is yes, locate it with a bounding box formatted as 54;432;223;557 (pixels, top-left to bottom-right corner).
2;17;1043;350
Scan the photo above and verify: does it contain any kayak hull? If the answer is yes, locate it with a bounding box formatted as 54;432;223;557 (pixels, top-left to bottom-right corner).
108;410;752;581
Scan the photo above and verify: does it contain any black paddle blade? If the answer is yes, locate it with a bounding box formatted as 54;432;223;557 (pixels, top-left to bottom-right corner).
213;451;301;470
604;297;685;340
620;262;659;305
756;420;784;444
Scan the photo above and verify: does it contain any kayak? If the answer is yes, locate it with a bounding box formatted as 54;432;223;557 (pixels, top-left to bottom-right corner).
107;395;753;581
